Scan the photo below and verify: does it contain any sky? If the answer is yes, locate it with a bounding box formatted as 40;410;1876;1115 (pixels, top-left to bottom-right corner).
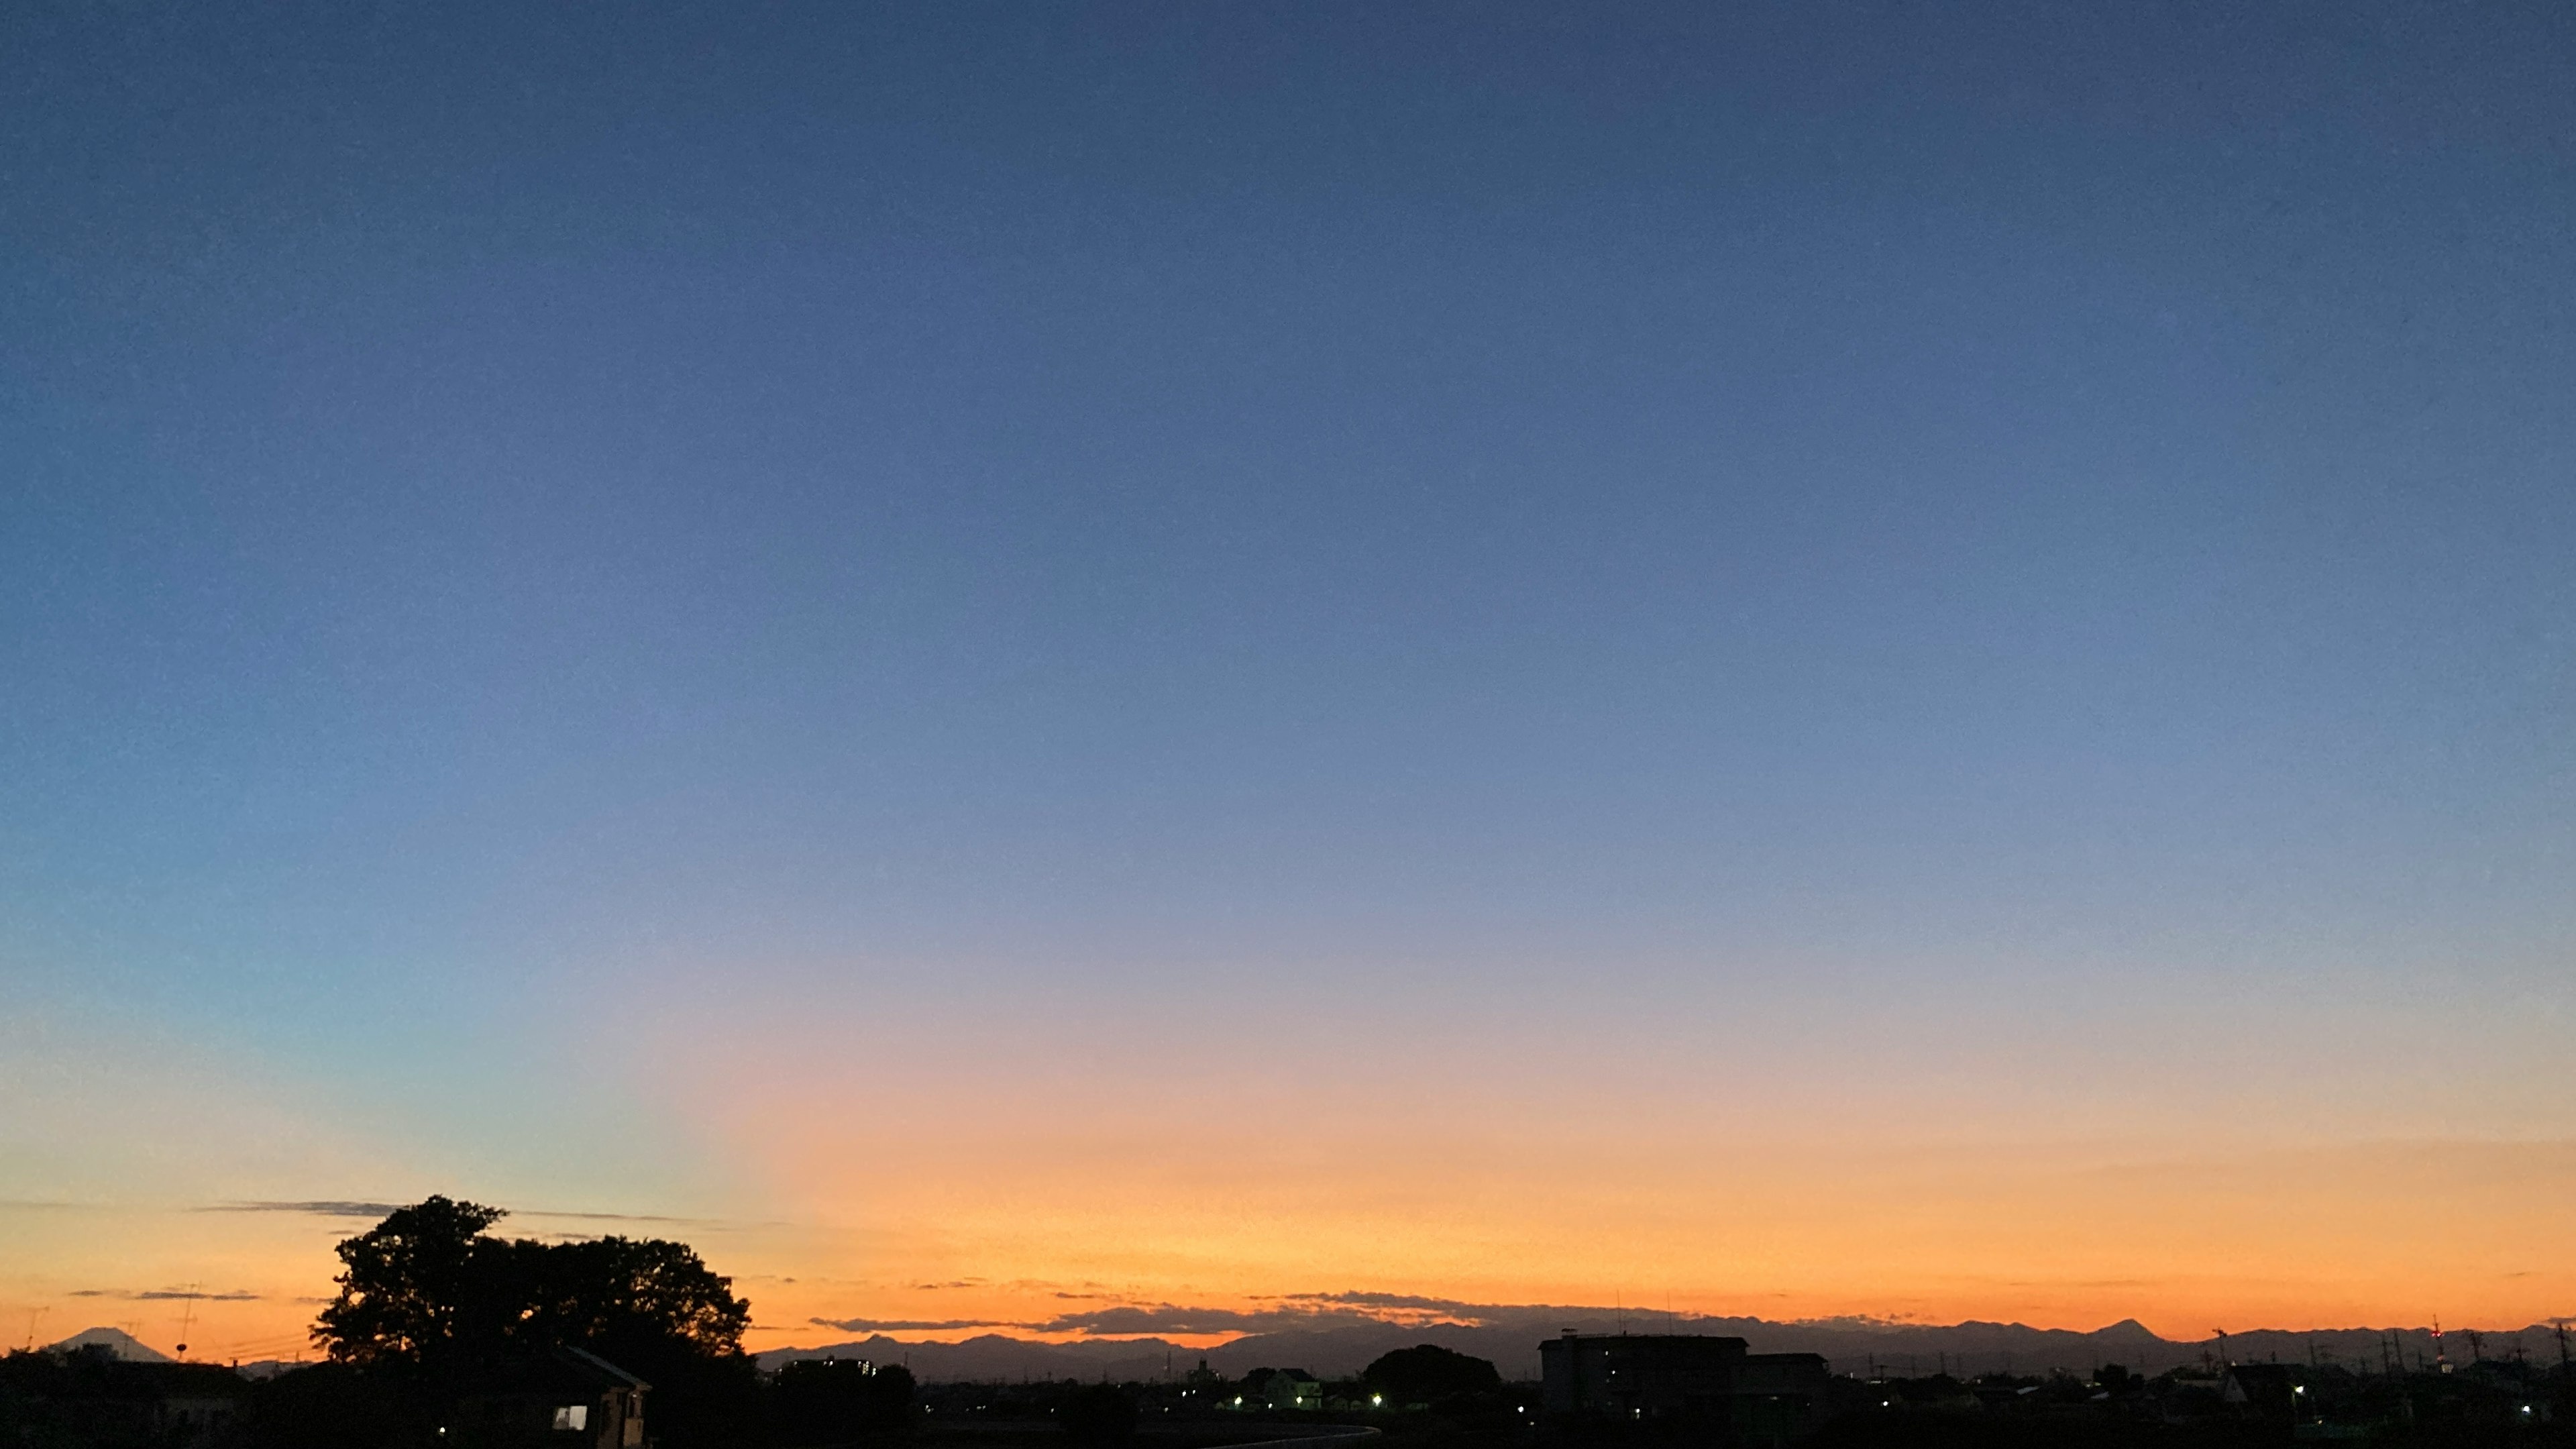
3;1;2573;1363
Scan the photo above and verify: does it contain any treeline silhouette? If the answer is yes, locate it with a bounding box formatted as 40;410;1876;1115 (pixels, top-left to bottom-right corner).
0;1196;913;1449
894;1347;1532;1449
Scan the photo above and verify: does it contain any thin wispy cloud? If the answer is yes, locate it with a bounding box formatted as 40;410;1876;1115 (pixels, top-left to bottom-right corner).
1032;1305;1283;1335
140;1289;260;1301
812;1318;1012;1333
1040;1294;1490;1336
1275;1291;1491;1318
797;1294;2012;1344
71;1289;262;1301
517;1209;726;1226
198;1200;401;1218
806;1293;1516;1341
195;1200;772;1230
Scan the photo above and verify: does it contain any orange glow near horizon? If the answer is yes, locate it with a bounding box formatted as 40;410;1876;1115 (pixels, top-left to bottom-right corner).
9;970;2572;1365
9;1126;2572;1369
577;960;2576;1352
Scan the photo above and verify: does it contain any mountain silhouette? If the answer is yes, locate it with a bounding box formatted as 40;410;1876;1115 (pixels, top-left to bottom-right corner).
48;1327;172;1362
763;1308;2559;1382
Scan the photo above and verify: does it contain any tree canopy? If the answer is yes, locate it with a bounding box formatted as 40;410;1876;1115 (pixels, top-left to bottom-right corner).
313;1196;510;1375
1361;1344;1502;1402
313;1196;750;1381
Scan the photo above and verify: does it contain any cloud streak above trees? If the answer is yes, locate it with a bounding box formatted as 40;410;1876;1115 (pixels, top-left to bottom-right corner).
809;1318;1014;1333
198;1200;751;1227
812;1294;1503;1338
70;1288;263;1301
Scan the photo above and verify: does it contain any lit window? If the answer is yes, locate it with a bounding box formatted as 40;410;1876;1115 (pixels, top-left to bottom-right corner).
553;1405;590;1432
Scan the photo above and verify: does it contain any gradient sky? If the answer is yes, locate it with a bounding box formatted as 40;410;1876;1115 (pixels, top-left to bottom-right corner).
5;2;2573;1362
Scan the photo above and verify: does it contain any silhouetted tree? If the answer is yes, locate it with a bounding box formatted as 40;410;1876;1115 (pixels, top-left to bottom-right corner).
503;1232;751;1387
1059;1383;1135;1447
315;1199;750;1369
515;1234;750;1355
1362;1344;1501;1402
309;1197;755;1447
313;1195;511;1379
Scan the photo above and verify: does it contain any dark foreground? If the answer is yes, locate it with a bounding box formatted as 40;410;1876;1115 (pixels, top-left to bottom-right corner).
7;1349;2571;1449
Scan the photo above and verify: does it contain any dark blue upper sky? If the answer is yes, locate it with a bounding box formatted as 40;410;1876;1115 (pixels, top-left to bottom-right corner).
5;1;2572;1073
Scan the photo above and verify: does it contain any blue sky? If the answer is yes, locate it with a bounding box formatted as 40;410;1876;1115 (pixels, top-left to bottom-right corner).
4;1;2572;1343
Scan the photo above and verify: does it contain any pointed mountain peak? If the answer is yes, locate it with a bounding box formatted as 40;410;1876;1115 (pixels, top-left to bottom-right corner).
49;1327;172;1362
2092;1319;2161;1339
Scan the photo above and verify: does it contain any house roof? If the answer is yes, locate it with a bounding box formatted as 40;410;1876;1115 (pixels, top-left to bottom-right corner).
557;1345;650;1392
2220;1362;2295;1409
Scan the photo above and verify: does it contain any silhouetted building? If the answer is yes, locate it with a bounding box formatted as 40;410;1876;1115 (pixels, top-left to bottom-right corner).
2220;1362;2297;1421
1263;1371;1322;1411
0;1350;244;1446
1540;1333;1827;1446
458;1346;647;1449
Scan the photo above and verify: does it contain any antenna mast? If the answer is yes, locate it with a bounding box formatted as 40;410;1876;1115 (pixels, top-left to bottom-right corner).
174;1285;200;1359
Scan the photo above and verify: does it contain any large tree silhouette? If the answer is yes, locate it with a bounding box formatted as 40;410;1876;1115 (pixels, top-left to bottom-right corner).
311;1196;755;1443
1362;1344;1501;1402
514;1234;751;1363
315;1197;749;1368
313;1195;511;1377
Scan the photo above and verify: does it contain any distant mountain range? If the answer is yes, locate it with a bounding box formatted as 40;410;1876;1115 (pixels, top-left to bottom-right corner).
762;1308;2567;1383
45;1311;2551;1385
46;1328;172;1363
